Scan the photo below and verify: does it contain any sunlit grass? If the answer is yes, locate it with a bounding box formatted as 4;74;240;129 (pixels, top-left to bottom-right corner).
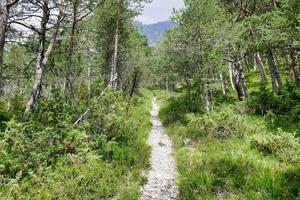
159;88;300;200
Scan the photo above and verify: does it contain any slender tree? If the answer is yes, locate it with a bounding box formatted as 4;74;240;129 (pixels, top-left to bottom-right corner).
0;0;19;96
24;0;65;118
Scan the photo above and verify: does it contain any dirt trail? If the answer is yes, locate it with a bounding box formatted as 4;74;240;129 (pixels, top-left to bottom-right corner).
140;98;178;200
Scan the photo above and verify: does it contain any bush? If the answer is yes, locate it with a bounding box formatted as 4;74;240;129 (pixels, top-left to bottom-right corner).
251;129;300;163
159;96;190;125
248;83;300;121
187;104;254;139
161;90;300;200
0;118;88;182
0;89;151;199
2;156;141;200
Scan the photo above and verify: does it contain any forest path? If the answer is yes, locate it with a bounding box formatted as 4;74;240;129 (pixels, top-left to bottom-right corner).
140;98;178;200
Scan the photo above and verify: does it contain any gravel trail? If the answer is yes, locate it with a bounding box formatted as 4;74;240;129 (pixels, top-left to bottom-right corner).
140;98;178;200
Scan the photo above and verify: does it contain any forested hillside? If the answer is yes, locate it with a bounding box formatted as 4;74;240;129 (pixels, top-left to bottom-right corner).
0;0;299;199
134;20;177;46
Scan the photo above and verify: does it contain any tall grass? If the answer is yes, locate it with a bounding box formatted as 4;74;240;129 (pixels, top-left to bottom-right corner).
159;91;300;200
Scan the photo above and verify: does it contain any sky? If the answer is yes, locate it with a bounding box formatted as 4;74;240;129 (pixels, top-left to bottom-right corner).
135;0;184;24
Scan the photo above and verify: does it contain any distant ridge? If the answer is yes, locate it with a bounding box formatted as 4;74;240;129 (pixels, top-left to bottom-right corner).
134;20;177;47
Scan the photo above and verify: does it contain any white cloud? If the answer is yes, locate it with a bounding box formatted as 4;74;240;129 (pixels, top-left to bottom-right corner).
136;0;184;24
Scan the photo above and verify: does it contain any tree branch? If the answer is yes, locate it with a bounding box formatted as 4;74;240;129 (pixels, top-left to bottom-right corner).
5;0;19;8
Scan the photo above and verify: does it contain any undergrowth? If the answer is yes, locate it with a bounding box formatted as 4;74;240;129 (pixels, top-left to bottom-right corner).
158;90;300;200
0;88;152;199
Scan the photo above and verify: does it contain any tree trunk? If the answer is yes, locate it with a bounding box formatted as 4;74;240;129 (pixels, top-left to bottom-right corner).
219;72;228;95
232;58;247;100
228;61;235;90
0;0;18;97
109;0;120;89
255;52;267;85
130;68;139;97
267;48;284;92
252;53;257;71
290;48;300;87
204;81;212;112
184;78;193;112
0;2;9;96
87;48;92;99
165;76;169;92
104;50;111;85
64;0;79;100
24;0;64;118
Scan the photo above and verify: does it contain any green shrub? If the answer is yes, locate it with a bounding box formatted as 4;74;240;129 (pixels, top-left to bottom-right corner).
0;89;152;199
159;96;190;125
2;156;140;200
0;119;87;182
248;83;300;121
251;129;300;163
160;90;300;200
279;166;300;199
0;95;27;132
187;104;254;139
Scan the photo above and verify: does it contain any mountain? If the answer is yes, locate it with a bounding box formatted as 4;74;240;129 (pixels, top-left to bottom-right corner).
134;20;177;47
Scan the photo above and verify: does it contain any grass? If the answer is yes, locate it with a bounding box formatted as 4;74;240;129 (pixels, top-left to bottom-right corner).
157;88;300;200
246;70;300;135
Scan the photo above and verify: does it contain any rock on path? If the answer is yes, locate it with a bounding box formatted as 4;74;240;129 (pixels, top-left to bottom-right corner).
140;98;178;200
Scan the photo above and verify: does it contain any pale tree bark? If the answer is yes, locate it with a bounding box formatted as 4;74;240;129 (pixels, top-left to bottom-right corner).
219;72;228;95
232;58;247;100
228;61;235;90
252;53;257;71
204;81;213;112
24;0;64;118
109;0;120;89
267;48;284;92
255;52;267;85
0;0;18;96
284;48;290;68
248;28;267;85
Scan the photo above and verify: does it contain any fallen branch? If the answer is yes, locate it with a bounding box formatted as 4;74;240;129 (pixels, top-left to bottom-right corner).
73;86;109;125
74;108;90;125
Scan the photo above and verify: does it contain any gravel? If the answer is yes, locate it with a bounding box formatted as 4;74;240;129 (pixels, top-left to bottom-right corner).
140;98;178;200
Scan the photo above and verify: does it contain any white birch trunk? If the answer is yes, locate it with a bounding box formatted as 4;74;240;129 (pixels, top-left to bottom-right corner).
228;62;235;90
24;0;64;118
109;0;120;90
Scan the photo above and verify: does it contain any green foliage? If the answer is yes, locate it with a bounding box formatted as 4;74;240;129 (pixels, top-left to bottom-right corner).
251;129;300;163
160;90;300;200
159;96;190;125
0;119;86;180
177;144;300;200
248;83;300;118
3;156;143;200
186;104;253;139
0;92;83;181
0;89;152;199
